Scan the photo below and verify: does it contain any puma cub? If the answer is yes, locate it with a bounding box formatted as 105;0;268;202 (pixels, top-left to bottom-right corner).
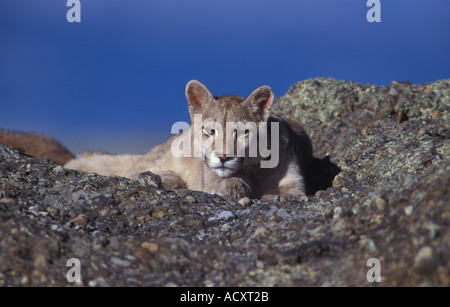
65;80;312;199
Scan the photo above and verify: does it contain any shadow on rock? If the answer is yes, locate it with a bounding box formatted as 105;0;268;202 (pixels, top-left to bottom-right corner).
303;155;341;196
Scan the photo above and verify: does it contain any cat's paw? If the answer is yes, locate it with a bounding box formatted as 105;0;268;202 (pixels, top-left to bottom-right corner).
210;177;252;199
158;170;187;190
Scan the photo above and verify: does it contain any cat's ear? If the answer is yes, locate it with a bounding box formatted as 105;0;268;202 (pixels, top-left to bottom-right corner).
244;85;274;121
185;80;214;112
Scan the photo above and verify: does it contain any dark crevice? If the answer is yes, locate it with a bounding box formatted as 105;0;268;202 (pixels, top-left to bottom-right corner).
303;155;341;196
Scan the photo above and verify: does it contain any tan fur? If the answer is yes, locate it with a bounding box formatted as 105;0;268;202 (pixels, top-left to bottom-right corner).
65;152;144;177
65;80;313;199
0;130;74;165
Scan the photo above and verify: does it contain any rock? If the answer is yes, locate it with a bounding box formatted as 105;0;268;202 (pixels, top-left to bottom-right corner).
404;206;413;216
184;195;196;204
141;242;158;252
333;206;343;219
69;214;88;227
52;165;65;174
217;210;235;220
137;171;161;188
238;197;251;206
0;78;449;286
134;247;153;263
110;256;132;267
388;86;398;96
413;246;439;274
46;206;60;215
151;210;165;218
374;196;387;211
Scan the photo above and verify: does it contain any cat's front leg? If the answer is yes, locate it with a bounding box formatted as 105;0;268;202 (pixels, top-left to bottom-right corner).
207;177;253;199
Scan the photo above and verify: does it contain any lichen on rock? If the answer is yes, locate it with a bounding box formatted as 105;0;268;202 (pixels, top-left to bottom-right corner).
0;78;449;286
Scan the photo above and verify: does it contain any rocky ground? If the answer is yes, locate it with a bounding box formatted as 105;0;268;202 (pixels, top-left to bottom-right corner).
0;78;449;286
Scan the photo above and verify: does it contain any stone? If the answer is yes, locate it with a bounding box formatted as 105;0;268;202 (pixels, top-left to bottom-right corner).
374;196;387;211
141;242;158;252
0;77;449;286
238;197;251;206
413;246;438;274
69;214;88;227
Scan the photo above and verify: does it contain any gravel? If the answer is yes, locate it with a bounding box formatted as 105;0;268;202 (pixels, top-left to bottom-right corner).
0;78;449;286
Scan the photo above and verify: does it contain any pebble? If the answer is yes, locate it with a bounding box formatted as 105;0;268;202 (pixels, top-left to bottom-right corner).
388;87;398;96
20;276;29;285
220;223;232;231
184;195;196;204
69;214;89;227
52;165;65;174
404;205;413;216
137;172;161;188
332;175;345;190
152;210;165;218
0;197;15;204
174;189;188;198
432;110;441;119
315;190;326;198
423;222;440;240
88;277;109;287
46;206;59;215
110;256;132;267
413;246;438;274
359;237;378;252
375;196;387;211
109;209;120;216
238;197;251;206
333;206;342;219
134;247;153;263
141;242;158;252
332;218;347;232
217;210;235;220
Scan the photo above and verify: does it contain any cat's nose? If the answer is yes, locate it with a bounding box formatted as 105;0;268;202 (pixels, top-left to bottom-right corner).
219;155;233;163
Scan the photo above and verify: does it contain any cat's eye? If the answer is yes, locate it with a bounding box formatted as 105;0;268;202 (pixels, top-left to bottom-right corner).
234;129;250;136
203;127;216;136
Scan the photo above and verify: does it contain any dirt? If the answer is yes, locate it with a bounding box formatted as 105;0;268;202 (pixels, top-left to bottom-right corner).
1;78;449;286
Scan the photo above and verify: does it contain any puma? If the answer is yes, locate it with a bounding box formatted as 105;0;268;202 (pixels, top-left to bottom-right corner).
65;80;313;199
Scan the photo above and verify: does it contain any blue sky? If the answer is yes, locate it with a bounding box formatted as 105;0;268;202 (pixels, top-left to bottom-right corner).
1;0;449;154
